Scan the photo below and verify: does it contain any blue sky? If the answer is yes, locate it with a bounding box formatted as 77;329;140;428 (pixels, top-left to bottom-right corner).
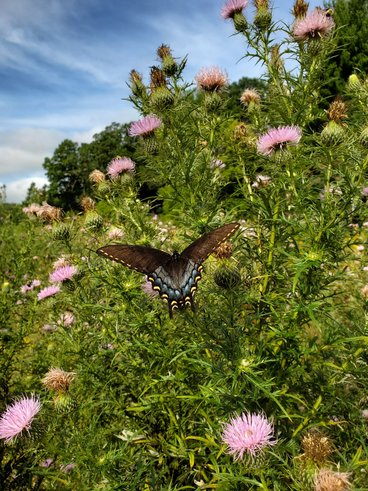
1;0;322;203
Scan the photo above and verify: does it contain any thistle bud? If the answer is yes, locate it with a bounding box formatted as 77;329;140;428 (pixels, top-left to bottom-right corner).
233;11;248;32
157;44;177;76
142;136;159;155
129;69;147;98
52;223;71;241
320;121;345;146
348;73;362;91
80;196;95;212
150;86;175;110
89;169;105;184
301;431;333;464
150;66;167;89
270;45;284;72
326;96;347;122
292;0;309;19
254;0;272;30
213;261;241;289
84;211;103;230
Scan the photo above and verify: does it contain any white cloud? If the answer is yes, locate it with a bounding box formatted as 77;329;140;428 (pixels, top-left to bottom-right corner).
4;176;49;204
0;128;64;179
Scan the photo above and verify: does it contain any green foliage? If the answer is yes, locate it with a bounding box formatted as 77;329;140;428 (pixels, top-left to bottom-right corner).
2;3;368;490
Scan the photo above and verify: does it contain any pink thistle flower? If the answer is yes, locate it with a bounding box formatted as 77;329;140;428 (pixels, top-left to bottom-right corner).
61;463;76;473
221;412;276;460
128;115;162;137
195;66;228;92
0;395;41;442
41;458;54;468
293;9;335;41
257;125;302;155
20;279;41;294
37;285;61;300
221;0;248;19
107;227;124;240
107;157;135;179
49;265;78;283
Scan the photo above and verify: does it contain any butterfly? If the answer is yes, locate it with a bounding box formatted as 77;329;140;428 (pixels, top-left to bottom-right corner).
97;222;240;317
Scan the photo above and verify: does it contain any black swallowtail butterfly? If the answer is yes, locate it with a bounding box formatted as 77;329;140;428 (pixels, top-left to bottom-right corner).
97;222;240;317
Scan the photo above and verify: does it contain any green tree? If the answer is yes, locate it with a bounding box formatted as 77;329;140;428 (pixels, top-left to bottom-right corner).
22;182;48;206
324;0;368;96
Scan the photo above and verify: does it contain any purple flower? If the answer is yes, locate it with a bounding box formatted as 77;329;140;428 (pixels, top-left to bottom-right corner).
128;115;162;137
20;279;41;294
37;285;61;300
49;265;78;283
57;312;75;327
257;125;302;155
293;9;335;41
61;463;75;473
221;0;248;19
41;458;54;468
0;396;41;442
107;157;135;179
221;412;276;460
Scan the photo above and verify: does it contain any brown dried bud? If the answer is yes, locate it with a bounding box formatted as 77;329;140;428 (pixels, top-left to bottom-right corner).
270;45;283;72
37;202;63;222
80;196;95;212
326;96;348;122
233;122;249;140
130;69;143;85
42;368;76;393
301;431;333;464
214;241;233;259
89;169;105;184
240;88;261;106
292;0;309;19
314;468;351;491
150;66;167;90
157;44;172;60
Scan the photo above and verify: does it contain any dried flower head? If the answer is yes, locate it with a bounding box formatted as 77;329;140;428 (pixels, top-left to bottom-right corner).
240;88;261;105
301;431;333;463
107;227;124;240
42;368;76;393
89;169;105;184
293;8;335;41
292;0;309;19
23;203;42;216
107;157;135;179
49;265;78;283
221;0;248;19
314;468;351;491
222;412;276;460
326;97;347;122
195;66;228;92
80;196;95;212
129;115;162;137
53;256;70;269
150;66;166;89
0;396;41;442
37;202;62;222
130;69;143;85
210;159;226;170
157;44;172;60
257;125;302;155
37;285;61;300
252;174;272;188
214;241;234;259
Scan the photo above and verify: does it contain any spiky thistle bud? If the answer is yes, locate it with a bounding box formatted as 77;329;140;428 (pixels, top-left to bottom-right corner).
270;45;284;72
213;261;241;289
150;66;167;90
314;468;351;491
129;69;147;98
150;86;175;110
347;73;362;91
301;431;333;464
292;0;309;19
254;0;272;30
321;121;345;146
84;211;103;230
326;96;347;122
157;44;177;76
51;223;71;241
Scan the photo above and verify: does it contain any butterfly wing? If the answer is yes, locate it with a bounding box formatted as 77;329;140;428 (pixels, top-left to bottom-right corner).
96;245;172;274
181;222;240;263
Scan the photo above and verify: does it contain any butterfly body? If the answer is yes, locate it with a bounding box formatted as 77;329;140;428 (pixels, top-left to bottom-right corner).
97;222;239;317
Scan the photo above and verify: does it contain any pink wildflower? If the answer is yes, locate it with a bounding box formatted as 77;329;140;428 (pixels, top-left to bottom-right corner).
61;463;76;473
257;125;302;155
37;285;61;300
195;66;228;92
0;396;41;442
107;227;124;240
293;9;335;41
20;279;41;294
107;157;135;179
222;412;276;460
41;458;54;468
128;115;162;137
221;0;248;19
49;265;78;283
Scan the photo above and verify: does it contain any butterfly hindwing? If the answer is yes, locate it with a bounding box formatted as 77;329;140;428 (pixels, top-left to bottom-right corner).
181;222;240;263
96;245;171;274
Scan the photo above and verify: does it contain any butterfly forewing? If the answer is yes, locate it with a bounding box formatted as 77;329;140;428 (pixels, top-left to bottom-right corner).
181;222;240;263
96;245;172;274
